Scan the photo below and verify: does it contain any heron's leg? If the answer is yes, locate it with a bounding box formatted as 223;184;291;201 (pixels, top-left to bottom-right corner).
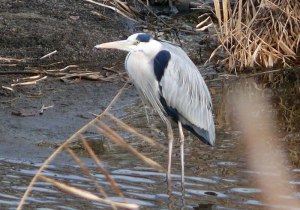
178;121;185;185
143;104;151;124
165;119;174;182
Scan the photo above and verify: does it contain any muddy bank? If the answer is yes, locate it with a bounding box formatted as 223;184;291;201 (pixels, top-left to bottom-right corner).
0;75;140;162
0;0;130;67
0;0;136;162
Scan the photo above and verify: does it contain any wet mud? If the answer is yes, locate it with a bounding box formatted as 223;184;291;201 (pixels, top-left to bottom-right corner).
0;0;134;162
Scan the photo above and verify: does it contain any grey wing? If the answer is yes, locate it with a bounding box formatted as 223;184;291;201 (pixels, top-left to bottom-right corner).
159;47;215;145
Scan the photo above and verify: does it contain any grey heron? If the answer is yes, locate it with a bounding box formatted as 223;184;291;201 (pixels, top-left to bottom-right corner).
95;33;215;184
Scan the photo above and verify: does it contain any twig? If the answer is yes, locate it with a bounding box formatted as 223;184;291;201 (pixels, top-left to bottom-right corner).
1;86;14;92
59;65;79;72
196;22;213;31
38;175;138;209
84;0;137;22
11;76;47;87
40;50;58;60
60;72;98;79
0;57;26;63
103;66;120;74
39;104;54;115
16;75;42;83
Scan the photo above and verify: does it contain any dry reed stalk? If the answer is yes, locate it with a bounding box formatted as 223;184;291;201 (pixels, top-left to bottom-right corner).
80;136;124;197
1;86;14;92
17;80;164;209
59;65;80;72
17;82;129;210
93;120;164;172
233;81;300;209
17;75;41;81
106;112;166;150
60;72;102;81
40;50;58;59
11;76;47;87
0;57;26;63
211;0;300;71
84;0;138;22
64;146;110;199
64;145;119;210
38;175;138;209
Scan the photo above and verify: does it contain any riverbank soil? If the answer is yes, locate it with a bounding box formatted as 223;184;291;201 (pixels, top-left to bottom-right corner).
0;0;134;162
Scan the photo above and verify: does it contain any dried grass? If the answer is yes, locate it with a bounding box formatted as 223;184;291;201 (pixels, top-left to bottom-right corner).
0;61;126;87
37;175;137;209
210;0;300;71
92;0;299;71
17;81;164;209
84;0;140;22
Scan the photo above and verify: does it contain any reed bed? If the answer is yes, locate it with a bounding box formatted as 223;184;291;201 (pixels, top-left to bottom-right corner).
84;0;300;72
211;0;300;71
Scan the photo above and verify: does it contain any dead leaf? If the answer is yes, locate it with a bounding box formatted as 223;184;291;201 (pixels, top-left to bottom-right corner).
12;109;36;117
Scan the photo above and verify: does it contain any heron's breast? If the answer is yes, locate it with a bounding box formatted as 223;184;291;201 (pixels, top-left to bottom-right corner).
125;51;155;83
125;51;161;106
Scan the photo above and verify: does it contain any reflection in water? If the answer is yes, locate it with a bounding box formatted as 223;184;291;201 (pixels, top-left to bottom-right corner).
1;70;299;209
213;70;300;166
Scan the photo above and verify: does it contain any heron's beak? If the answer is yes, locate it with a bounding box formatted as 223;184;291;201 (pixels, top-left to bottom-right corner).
94;40;135;52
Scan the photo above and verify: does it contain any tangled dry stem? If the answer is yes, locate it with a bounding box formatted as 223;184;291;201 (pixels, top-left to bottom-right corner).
17;82;157;210
212;0;300;71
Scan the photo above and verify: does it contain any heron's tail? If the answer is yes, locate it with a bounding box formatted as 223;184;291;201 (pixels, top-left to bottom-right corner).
183;123;215;146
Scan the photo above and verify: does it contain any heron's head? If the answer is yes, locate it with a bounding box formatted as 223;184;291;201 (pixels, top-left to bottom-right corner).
94;33;161;54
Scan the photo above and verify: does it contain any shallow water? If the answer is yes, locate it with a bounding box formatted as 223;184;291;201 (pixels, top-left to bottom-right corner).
1;143;299;210
1;71;300;209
